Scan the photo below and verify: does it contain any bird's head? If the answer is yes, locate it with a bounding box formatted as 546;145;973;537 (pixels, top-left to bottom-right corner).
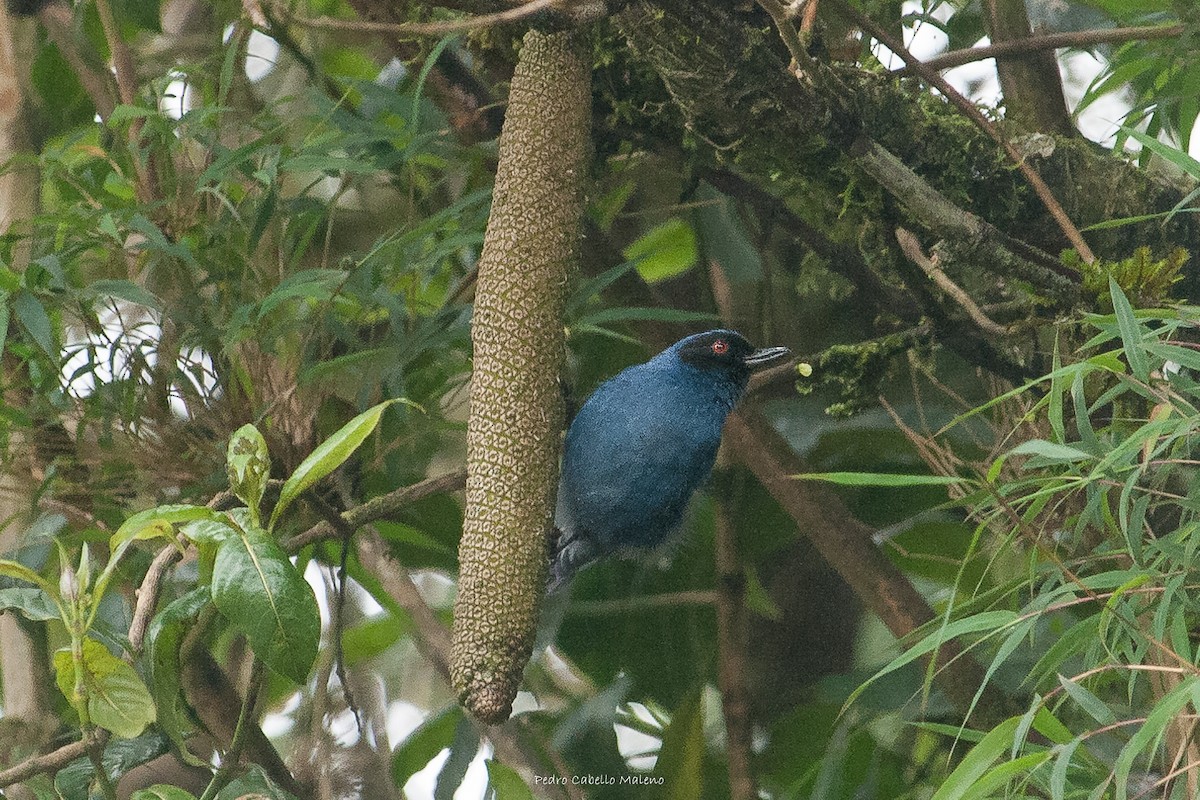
667;330;791;386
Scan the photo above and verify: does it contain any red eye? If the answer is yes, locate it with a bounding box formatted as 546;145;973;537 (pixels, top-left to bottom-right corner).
711;339;728;355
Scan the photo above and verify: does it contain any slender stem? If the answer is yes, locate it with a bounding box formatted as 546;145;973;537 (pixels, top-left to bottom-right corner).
909;24;1185;74
714;492;756;800
895;227;1010;336
86;731;118;800
829;0;1096;263
268;0;559;36
199;658;267;800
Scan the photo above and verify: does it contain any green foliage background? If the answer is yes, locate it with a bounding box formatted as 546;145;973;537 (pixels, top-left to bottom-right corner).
4;1;1200;799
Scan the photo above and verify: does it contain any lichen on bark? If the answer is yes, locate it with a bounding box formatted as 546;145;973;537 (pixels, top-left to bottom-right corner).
451;27;590;725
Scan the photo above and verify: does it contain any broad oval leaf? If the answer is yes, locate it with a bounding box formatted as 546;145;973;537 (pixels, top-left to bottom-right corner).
211;524;319;683
54;639;156;738
270;399;403;528
0;586;61;621
147;587;210;767
130;786;198;800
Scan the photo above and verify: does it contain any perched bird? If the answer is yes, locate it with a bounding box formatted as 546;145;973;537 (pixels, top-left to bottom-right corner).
548;330;790;591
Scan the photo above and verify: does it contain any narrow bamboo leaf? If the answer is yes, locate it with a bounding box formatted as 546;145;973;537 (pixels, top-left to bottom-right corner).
843;611;1020;711
271;399;404;528
793;472;967;487
211;524;319;683
652;688;706;800
1050;738;1082;800
1057;674;1117;725
54;639;156;738
1114;676;1197;800
577;307;719;326
87;279;162;310
392;705;464;787
1109;276;1150;382
147;587;210;767
929;717;1020;800
960;752;1053;800
1009;440;1093;463
485;760;535;800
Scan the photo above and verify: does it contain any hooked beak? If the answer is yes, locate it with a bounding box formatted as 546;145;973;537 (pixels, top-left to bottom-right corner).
743;346;791;371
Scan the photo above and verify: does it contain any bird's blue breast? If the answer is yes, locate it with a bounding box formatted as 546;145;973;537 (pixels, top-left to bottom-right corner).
557;359;740;550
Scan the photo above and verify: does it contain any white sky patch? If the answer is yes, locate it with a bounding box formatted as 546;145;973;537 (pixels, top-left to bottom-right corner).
246;30;281;83
161;71;192;120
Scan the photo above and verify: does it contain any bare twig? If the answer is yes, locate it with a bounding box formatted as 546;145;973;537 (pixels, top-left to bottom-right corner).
37;2;116;120
755;0;819;78
0;739;91;788
267;0;559;36
895;227;1010;337
714;494;756;800
129;546;184;652
828;0;1096;263
910;24;1185;74
93;0;137;106
286;469;467;551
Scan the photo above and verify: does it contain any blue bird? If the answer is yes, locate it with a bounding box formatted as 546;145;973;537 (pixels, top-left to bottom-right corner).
548;330;790;592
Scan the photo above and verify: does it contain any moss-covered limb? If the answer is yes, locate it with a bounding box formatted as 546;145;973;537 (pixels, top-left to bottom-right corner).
612;0;1200;277
452;28;591;726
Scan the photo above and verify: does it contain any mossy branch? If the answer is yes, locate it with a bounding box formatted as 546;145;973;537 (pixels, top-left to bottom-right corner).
451;27;591;725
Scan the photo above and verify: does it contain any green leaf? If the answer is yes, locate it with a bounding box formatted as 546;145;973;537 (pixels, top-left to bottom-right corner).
652;688;705;800
1009;440;1093;463
392;705;463;787
1115;676;1198;800
485;760;535;800
226;423;271;521
577;307;719;326
13;290;54;358
215;764;299;800
110;505;217;553
54;639;156;738
1121;126;1200;181
0;587;61;621
211;522;320;683
0;559;54;593
0;301;10;357
130;786;198;800
1109;276;1150;382
624;218;698;284
147;587;209;767
844;611;1021;711
793;471;967;487
929;717;1020;800
1058;674;1117;725
270;399;403;528
86;279;162;310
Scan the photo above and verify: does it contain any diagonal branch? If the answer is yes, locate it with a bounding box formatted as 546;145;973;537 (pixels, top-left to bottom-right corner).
826;0;1096;263
910;24;1184;74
